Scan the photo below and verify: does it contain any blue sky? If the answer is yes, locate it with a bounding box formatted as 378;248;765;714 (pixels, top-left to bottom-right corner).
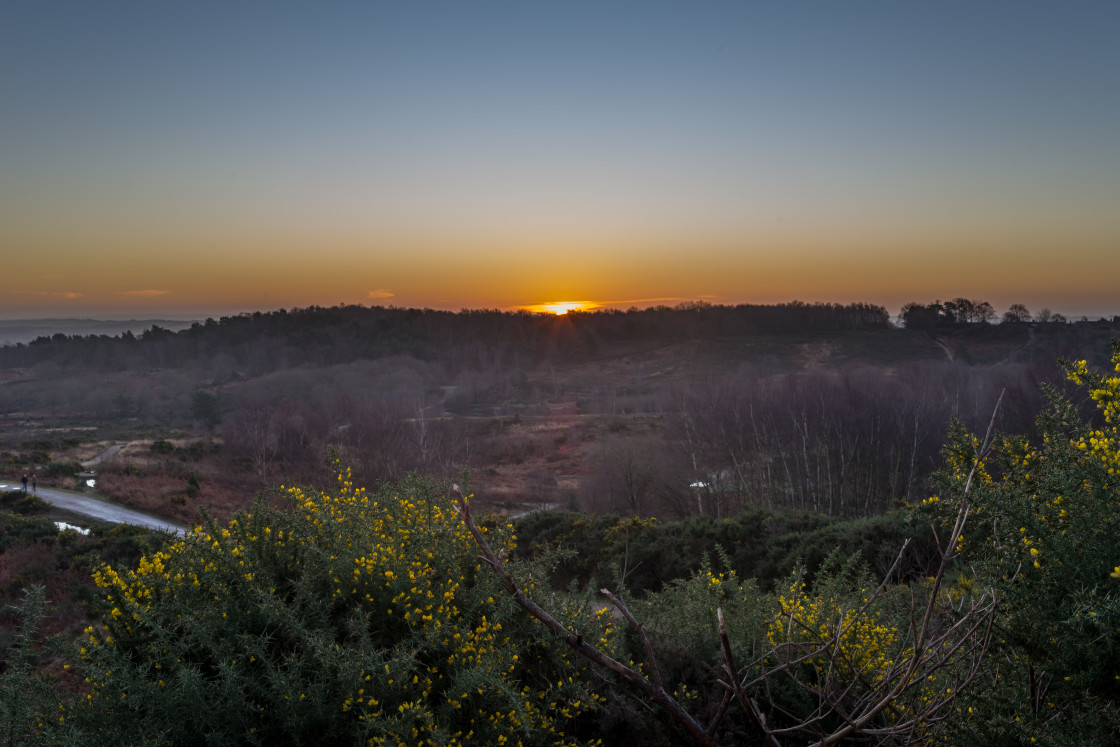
2;1;1118;318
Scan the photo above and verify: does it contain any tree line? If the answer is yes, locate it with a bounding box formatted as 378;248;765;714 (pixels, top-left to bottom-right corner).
3;302;1118;524
0;301;889;374
898;298;1076;330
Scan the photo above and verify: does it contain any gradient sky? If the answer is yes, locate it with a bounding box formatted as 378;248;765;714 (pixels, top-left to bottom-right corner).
2;1;1118;320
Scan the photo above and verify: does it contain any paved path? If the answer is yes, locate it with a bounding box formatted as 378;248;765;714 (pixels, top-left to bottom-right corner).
1;481;186;535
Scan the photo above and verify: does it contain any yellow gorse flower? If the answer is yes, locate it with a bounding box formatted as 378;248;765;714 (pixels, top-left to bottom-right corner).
86;462;596;745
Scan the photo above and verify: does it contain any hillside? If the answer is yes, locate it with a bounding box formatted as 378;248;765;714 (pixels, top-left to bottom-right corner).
1;303;1117;525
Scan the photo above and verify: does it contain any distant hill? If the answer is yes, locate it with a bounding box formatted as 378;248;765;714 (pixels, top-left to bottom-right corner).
2;301;1119;523
0;318;198;346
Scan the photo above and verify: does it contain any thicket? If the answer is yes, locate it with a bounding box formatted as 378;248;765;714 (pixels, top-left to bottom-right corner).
47;471;606;746
511;509;938;597
0;497;167;636
919;346;1120;744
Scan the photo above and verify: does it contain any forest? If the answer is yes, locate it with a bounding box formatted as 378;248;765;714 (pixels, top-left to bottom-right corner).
2;301;1120;744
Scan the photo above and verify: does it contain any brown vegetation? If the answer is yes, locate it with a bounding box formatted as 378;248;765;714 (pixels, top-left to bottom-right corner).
0;304;1117;526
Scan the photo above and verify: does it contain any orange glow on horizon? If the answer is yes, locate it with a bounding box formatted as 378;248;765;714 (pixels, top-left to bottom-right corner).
521;301;597;315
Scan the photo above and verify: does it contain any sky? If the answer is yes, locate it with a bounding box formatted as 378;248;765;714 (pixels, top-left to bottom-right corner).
2;1;1119;320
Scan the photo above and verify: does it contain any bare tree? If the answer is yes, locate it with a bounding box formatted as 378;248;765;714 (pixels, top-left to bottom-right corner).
411;401;434;470
1002;304;1032;323
225;400;278;485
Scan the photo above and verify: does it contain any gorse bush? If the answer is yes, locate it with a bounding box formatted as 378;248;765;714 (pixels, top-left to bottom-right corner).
768;572;899;685
0;490;49;516
606;549;980;745
0;587;58;747
72;468;602;746
925;344;1120;745
71;469;969;745
64;465;1009;745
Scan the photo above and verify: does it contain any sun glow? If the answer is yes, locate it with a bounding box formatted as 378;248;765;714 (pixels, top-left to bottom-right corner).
523;301;596;315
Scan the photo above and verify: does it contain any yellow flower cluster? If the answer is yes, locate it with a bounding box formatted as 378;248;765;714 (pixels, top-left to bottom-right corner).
84;465;596;745
1070;359;1120;475
768;580;900;683
942;434;993;485
601;515;659;543
1068;356;1120;579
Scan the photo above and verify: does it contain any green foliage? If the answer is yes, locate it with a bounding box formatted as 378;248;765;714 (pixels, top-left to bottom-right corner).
600;548;967;744
629;564;769;741
923;345;1120;744
0;490;49;516
0;511;58;556
149;438;176;455
80;523;171;570
120;463;145;478
0;586;58;746
184;471;201;498
41;460;82;479
69;468;599;745
513;508;933;596
191;391;222;430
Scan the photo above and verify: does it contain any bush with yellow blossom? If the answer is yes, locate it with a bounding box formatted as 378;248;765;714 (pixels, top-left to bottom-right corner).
924;343;1120;744
69;468;604;746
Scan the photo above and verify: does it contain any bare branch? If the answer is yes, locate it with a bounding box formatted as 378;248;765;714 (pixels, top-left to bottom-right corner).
599;588;664;691
719;607;782;747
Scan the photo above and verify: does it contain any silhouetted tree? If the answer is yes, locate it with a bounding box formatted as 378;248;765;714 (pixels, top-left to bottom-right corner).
899;302;944;330
1002;303;1032;323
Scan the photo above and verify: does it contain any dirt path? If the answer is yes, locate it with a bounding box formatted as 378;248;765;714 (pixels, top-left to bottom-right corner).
931;337;955;361
81;443;124;468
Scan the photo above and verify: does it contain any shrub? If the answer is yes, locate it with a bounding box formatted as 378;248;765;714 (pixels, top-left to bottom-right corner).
512;507;933;597
149;438;176;456
0;587;60;746
924;343;1120;744
0;491;49;516
70;467;600;745
184;471;201;498
42;461;82;479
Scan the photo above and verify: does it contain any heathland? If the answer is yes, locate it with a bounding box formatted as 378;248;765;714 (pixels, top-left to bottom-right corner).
2;301;1119;744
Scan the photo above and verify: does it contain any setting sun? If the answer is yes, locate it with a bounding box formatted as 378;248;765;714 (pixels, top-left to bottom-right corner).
523;301;596;315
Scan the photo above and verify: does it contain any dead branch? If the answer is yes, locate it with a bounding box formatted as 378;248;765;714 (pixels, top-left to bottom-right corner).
719;607;782;747
748;393;1007;746
599;588;664;691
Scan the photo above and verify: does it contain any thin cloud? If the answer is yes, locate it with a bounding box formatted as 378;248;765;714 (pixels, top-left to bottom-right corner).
117;290;171;297
11;290;84;299
368;289;395;300
602;296;716;307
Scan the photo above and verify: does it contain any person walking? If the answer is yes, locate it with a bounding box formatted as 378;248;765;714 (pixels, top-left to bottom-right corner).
31;475;37;492
21;474;28;492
